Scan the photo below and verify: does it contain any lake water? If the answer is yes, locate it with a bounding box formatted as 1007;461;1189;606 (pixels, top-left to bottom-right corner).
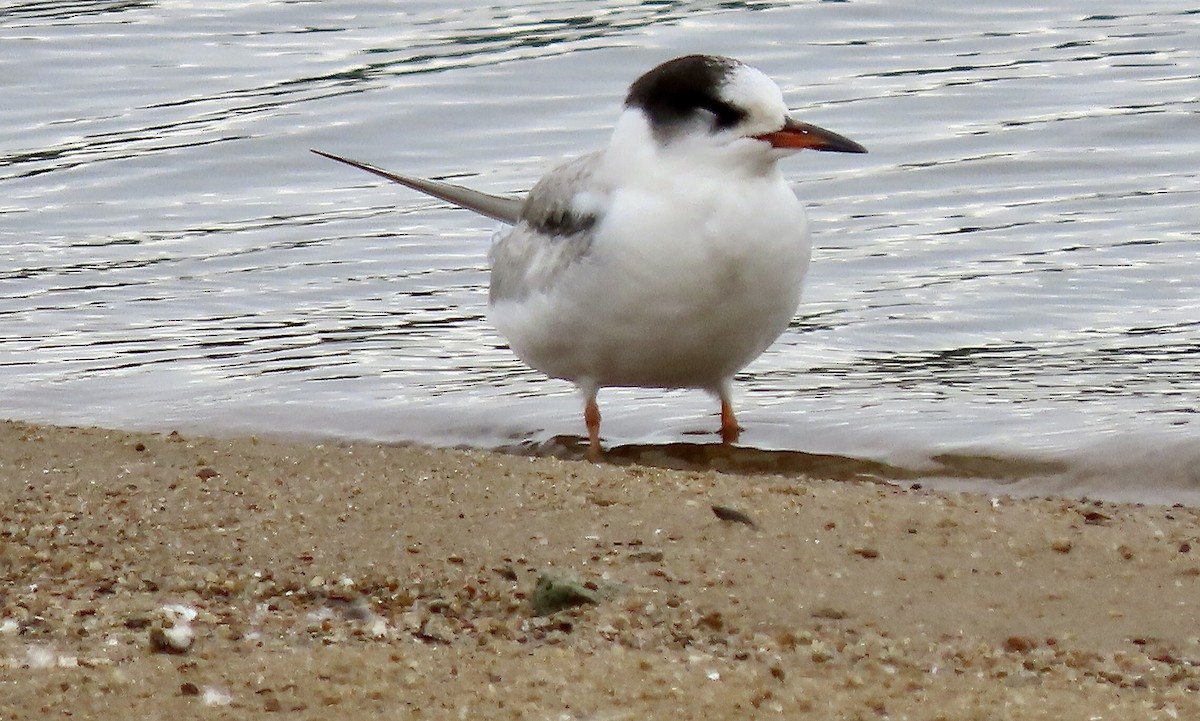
3;1;1198;502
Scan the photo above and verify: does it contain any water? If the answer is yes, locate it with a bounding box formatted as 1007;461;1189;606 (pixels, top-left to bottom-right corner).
3;1;1198;502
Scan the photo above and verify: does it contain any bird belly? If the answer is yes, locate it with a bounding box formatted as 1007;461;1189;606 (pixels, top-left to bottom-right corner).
489;181;810;391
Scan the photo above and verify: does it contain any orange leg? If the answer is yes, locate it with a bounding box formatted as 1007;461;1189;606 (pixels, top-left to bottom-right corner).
719;392;741;445
584;391;602;462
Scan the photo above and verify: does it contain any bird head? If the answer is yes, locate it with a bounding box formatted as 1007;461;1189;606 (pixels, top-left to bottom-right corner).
620;55;866;172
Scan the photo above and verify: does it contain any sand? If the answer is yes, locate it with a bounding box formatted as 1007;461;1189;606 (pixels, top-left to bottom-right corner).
2;418;1199;719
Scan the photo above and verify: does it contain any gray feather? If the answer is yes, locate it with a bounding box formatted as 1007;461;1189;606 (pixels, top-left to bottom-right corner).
517;153;604;236
311;149;522;224
490;153;609;303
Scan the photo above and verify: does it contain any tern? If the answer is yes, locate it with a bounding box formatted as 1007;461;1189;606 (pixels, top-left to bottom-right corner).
313;54;866;460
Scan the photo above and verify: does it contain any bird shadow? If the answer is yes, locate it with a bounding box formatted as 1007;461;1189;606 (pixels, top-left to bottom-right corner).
493;435;1069;485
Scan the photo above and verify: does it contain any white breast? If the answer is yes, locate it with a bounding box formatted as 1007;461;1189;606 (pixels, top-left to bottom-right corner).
489;162;810;392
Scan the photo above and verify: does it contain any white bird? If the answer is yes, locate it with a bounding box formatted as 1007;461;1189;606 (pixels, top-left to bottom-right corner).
314;54;866;460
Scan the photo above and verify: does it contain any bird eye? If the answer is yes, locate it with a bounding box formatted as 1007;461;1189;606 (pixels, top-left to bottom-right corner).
704;100;747;131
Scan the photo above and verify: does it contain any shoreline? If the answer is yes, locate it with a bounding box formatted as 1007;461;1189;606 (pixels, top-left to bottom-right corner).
2;419;1198;718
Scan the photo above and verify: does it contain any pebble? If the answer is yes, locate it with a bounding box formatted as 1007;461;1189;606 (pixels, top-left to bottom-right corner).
149;623;194;654
531;574;600;616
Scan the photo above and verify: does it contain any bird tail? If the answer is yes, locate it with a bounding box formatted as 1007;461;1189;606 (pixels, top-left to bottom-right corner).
311;149;522;225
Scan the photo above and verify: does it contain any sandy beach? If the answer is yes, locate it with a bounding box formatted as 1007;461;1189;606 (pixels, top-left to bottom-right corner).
2;418;1198;719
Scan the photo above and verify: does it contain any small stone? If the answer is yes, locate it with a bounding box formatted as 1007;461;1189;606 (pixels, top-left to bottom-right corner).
1050;538;1073;554
1004;635;1036;653
149;624;193;654
812;607;847;620
697;611;724;631
531;574;599;616
180;682;200;696
150;604;196;657
711;505;756;528
420;615;455;644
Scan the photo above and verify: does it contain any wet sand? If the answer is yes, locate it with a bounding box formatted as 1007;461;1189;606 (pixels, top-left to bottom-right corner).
2;419;1198;719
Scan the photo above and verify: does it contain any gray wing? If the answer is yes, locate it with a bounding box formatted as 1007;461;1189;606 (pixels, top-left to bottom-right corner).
311;149;522;224
489;152;610;303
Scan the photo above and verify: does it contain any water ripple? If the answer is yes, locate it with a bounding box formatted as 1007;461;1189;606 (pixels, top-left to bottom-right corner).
2;0;1198;500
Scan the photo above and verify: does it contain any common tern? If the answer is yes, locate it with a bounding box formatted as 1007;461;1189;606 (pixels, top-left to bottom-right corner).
314;54;866;460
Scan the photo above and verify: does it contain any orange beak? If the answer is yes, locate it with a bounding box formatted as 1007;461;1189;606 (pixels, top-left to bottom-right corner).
755;117;867;153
